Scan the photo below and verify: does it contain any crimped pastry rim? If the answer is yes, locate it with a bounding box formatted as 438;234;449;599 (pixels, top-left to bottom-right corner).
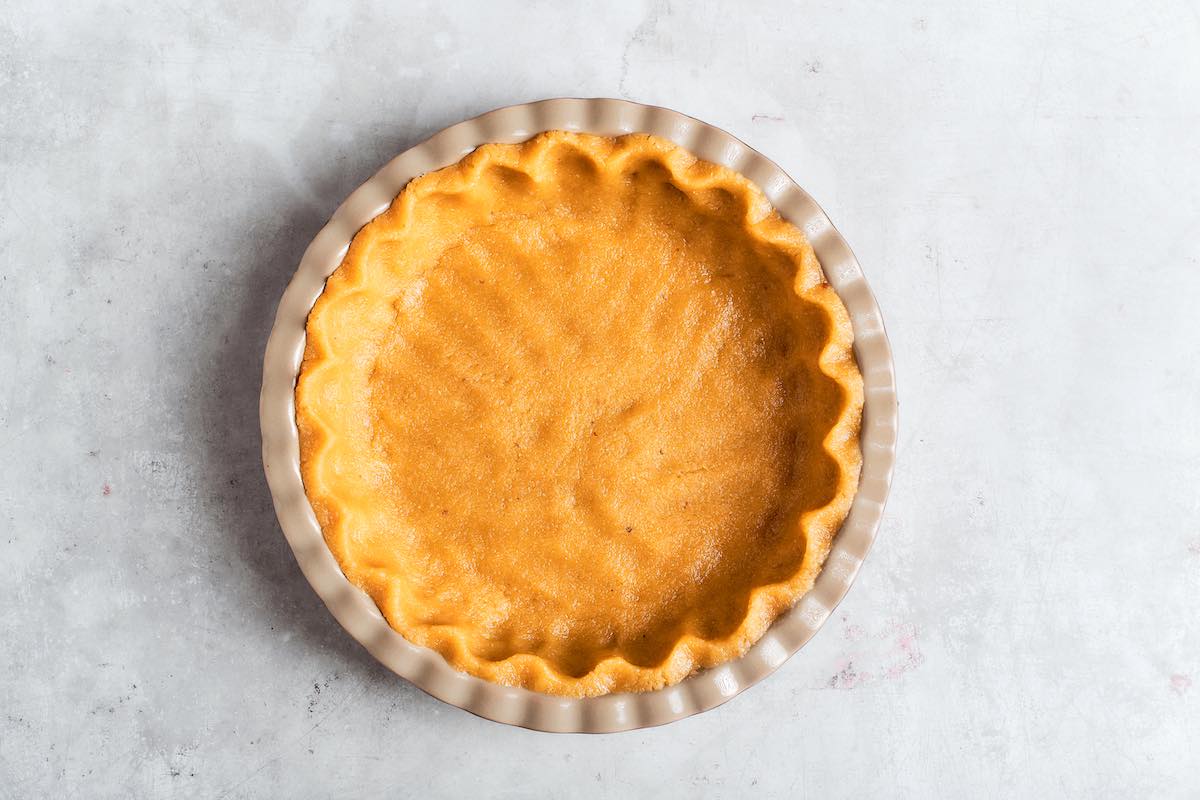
296;130;863;696
260;98;897;731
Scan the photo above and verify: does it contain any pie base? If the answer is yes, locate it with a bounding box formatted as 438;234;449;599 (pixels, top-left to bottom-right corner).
296;131;863;696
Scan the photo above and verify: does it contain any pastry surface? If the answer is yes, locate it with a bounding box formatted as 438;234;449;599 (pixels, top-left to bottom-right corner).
296;131;863;696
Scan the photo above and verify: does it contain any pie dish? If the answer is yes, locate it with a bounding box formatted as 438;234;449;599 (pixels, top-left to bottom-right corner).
295;130;863;697
261;98;896;730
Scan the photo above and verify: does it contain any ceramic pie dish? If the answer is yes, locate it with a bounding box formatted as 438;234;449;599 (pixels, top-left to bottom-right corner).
260;98;897;732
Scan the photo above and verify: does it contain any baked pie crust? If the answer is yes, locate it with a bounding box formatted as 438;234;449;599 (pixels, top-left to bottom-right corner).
296;131;862;697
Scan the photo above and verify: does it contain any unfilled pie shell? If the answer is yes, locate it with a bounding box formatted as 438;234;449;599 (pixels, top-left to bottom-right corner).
296;131;863;697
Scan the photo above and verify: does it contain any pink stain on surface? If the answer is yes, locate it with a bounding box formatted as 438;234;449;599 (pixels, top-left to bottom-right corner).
102;483;111;496
1170;674;1192;695
826;621;926;689
1187;539;1200;555
843;623;866;642
883;622;926;680
829;659;872;690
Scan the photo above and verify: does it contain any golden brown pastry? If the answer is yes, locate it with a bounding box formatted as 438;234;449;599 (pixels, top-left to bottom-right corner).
296;131;862;696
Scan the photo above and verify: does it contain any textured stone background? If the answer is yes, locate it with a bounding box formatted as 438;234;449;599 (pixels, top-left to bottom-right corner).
2;1;1197;797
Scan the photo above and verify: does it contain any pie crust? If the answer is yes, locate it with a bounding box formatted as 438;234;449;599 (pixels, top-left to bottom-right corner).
296;131;863;696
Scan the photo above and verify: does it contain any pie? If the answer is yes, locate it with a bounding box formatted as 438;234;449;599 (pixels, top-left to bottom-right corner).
296;131;863;697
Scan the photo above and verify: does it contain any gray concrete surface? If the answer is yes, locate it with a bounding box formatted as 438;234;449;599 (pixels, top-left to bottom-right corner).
2;1;1198;797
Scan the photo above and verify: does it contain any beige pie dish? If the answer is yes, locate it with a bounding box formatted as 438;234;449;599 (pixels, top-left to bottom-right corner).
260;98;897;732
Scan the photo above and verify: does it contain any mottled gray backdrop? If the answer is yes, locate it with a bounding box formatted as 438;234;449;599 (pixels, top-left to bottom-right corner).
2;1;1197;797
